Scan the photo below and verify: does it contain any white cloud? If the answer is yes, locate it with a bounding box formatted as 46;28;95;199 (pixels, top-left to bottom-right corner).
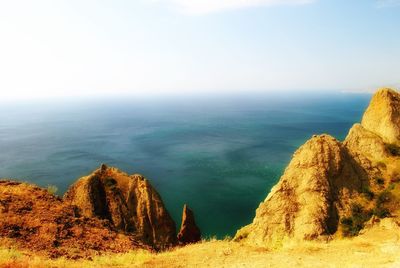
376;0;400;7
155;0;315;15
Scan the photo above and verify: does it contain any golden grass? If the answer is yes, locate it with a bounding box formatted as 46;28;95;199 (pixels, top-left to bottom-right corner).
1;233;400;268
0;248;153;268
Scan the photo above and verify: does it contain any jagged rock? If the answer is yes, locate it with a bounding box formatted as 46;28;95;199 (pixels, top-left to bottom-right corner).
235;135;367;246
0;180;147;259
344;123;388;178
235;88;400;247
344;89;400;178
177;204;201;244
345;123;389;161
64;165;177;250
361;88;400;145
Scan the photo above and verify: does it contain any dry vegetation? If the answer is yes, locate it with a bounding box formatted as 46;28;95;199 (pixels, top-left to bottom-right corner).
1;220;400;268
0;247;152;268
339;157;400;238
0;180;147;259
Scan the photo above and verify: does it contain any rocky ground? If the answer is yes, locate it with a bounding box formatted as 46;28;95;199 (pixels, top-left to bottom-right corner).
141;219;400;268
0;166;202;259
1;218;400;267
0;180;150;259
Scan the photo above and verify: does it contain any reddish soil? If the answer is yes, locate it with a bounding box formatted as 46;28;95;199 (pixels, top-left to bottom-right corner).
0;180;151;259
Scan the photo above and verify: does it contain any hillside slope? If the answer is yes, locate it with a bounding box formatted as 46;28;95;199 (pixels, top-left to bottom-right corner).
2;218;400;267
235;88;400;247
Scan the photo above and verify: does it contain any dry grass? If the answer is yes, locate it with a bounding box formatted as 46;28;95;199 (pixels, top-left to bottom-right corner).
2;223;400;268
0;248;153;268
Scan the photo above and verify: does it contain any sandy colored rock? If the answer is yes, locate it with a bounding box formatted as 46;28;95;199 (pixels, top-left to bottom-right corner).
236;88;400;248
361;88;400;145
344;123;389;177
344;90;400;176
235;135;367;246
0;180;147;259
345;123;389;161
177;204;201;244
64;165;177;250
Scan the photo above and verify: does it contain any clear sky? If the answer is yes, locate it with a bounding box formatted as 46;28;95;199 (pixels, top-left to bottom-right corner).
0;0;399;99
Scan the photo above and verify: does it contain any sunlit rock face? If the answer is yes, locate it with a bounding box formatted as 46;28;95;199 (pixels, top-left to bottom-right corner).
235;88;400;247
177;204;201;244
361;88;400;146
235;135;366;246
64;164;177;250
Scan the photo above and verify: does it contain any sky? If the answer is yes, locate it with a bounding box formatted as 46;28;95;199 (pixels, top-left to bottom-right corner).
0;0;399;99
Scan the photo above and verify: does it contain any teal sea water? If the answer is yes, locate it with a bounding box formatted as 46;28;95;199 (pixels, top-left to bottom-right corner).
0;92;371;238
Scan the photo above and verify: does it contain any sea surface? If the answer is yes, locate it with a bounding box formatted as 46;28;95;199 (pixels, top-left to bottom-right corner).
0;91;371;238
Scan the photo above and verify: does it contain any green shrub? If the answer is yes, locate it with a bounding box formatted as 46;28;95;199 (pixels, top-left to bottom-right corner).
351;203;363;215
373;207;390;218
376;191;391;207
372;190;392;219
341;203;372;237
341;217;363;237
46;185;58;195
340;217;353;226
351;203;372;222
388;183;396;191
361;185;374;200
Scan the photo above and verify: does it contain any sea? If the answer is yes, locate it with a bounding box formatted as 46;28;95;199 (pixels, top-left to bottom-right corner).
0;91;371;238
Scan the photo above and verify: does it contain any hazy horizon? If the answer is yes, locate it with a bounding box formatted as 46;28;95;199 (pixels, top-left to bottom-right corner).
0;88;375;103
0;0;399;100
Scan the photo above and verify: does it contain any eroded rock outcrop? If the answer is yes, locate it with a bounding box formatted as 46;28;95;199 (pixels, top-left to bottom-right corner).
235;135;367;246
64;165;177;250
361;88;400;146
177;204;201;244
344;124;388;178
0;164;201;258
345;89;400;173
345;123;390;162
235;88;400;247
0;180;148;259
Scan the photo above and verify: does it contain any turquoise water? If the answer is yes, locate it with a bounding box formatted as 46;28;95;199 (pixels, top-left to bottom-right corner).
0;92;371;238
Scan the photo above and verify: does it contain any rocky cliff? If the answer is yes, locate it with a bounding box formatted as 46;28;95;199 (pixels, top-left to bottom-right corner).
235;88;400;247
0;180;149;259
360;88;400;146
64;164;177;250
0;165;202;257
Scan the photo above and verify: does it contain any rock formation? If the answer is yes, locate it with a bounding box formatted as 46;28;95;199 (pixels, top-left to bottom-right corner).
0;164;203;258
177;204;201;244
235;88;400;247
0;180;148;259
235;135;367;246
344;123;388;179
64;164;177;250
345;123;390;162
361;88;400;146
345;88;400;176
